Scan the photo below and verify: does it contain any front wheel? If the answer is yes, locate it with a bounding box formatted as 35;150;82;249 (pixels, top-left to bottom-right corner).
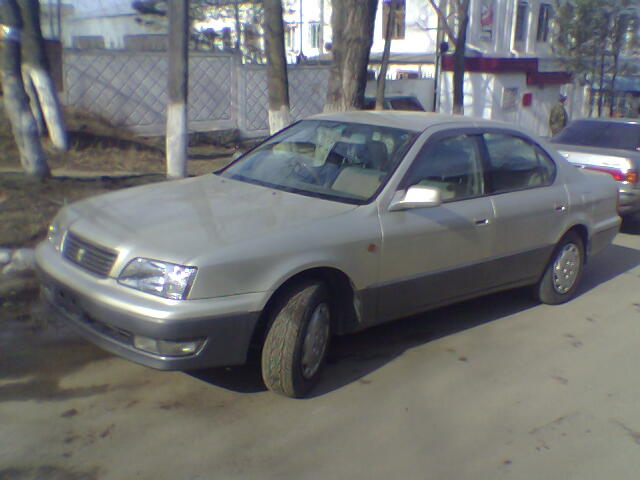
533;232;584;305
261;282;331;398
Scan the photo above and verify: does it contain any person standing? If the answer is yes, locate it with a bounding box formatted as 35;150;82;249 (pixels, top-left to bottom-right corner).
549;94;568;136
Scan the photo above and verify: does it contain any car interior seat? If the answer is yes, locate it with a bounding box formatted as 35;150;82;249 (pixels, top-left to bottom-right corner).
366;140;390;171
331;167;386;199
411;143;476;200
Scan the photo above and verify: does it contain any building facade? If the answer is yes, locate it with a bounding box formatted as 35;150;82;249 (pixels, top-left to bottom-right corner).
438;0;577;135
281;0;576;135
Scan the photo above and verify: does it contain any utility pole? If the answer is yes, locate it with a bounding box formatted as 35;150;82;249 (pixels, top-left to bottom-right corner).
376;0;397;110
298;0;303;60
432;0;446;112
319;0;324;54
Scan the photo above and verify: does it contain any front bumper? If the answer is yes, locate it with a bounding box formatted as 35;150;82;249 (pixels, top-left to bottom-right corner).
36;242;264;370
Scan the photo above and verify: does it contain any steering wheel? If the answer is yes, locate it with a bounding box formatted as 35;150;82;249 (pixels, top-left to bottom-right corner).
290;158;322;184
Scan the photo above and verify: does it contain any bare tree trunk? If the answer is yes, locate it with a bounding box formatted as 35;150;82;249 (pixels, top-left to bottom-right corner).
597;48;606;117
22;70;46;134
1;0;50;179
264;0;291;134
610;53;620;117
234;0;241;51
166;0;189;179
319;0;325;54
324;0;378;112
18;0;67;150
376;0;396;110
452;0;470;115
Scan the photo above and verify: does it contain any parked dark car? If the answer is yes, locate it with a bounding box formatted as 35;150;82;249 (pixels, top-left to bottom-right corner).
363;96;425;111
550;118;640;218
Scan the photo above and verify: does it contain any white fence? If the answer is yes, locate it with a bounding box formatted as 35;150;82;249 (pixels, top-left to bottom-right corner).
63;51;330;137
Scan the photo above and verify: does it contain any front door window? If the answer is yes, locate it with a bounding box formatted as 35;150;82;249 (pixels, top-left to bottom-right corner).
402;134;485;201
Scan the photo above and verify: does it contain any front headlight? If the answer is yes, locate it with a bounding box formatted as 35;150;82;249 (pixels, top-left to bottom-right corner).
118;258;197;300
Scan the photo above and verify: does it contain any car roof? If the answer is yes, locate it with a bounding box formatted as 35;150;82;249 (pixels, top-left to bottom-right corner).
309;110;520;133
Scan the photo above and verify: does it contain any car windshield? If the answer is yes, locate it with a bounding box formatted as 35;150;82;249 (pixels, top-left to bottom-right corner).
219;120;417;204
552;120;640;152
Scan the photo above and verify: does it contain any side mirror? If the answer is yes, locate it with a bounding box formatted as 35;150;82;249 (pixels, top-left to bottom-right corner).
389;185;442;211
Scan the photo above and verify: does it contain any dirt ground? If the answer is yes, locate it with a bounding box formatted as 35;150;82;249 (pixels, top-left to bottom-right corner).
0;105;241;330
0;104;242;246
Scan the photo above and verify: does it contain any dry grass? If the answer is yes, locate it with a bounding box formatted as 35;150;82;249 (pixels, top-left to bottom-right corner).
0;104;239;248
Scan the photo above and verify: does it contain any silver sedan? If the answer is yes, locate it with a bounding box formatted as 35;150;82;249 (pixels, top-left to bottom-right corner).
551;118;640;218
36;112;621;397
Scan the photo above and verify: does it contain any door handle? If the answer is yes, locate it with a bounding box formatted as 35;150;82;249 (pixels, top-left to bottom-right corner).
554;204;567;212
474;218;490;226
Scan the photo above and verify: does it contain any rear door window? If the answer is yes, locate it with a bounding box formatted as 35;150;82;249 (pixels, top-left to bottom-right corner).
483;134;556;193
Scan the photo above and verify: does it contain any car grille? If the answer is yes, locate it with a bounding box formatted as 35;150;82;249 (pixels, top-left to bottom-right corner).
62;232;117;277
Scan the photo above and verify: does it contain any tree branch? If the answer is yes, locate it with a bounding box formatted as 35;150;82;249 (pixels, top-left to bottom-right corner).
427;0;457;44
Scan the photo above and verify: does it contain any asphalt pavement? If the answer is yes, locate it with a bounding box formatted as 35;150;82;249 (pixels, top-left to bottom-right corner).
1;225;640;480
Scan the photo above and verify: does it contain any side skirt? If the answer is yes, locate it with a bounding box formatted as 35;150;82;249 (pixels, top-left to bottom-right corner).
350;245;554;333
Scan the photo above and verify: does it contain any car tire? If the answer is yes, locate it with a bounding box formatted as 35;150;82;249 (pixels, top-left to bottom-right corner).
533;232;584;305
261;281;331;398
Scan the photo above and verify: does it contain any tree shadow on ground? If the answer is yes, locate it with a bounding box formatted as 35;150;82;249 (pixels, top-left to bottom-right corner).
189;240;640;398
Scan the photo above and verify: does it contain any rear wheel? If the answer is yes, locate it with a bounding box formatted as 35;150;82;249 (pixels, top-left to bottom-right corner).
533;232;584;305
261;281;331;398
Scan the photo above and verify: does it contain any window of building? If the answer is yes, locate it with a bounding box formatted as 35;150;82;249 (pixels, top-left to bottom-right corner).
284;23;296;50
382;0;406;40
309;22;321;49
536;4;552;42
514;1;528;43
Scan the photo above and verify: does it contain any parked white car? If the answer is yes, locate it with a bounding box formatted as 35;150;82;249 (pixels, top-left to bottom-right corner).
36;112;621;397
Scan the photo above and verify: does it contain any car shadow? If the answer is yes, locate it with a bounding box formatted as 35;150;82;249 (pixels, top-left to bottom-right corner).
311;289;537;397
187;241;640;398
621;216;640;235
187;289;537;397
579;243;640;294
188;363;267;394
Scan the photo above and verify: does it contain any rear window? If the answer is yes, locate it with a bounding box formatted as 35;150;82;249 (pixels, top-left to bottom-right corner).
553;120;640;152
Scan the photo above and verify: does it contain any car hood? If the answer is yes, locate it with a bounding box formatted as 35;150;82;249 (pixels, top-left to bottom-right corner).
64;174;358;265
